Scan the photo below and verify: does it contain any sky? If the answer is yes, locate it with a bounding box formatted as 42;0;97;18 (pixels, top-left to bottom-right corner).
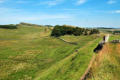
0;0;120;27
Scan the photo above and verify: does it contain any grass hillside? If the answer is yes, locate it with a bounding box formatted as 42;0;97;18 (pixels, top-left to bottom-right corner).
35;36;101;80
0;25;101;80
87;42;120;80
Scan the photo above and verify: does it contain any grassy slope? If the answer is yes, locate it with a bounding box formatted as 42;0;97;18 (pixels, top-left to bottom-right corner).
35;35;101;80
0;26;101;80
87;41;120;79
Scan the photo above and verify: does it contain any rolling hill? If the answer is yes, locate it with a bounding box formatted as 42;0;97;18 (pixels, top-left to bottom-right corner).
0;25;101;80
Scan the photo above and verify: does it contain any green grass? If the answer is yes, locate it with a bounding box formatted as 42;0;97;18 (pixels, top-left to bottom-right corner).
109;34;120;41
35;37;101;80
98;29;120;34
0;26;101;80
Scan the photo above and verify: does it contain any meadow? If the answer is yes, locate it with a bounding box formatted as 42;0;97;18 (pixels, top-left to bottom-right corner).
87;43;120;80
0;25;101;80
109;35;120;41
86;33;120;80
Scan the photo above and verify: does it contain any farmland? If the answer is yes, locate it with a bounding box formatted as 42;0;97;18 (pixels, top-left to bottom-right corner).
0;25;101;80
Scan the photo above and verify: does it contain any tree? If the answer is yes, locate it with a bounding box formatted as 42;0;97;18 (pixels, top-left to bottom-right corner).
51;25;100;37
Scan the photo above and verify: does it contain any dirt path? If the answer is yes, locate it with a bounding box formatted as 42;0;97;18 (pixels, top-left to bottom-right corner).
105;34;110;43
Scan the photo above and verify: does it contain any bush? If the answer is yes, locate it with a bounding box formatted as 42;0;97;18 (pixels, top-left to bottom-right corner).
0;25;17;29
51;25;100;37
89;29;100;35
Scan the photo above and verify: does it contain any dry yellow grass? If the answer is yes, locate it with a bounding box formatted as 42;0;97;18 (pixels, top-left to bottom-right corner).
87;43;120;80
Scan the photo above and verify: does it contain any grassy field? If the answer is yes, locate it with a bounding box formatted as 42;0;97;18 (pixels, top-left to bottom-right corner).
0;26;101;80
109;34;120;41
87;43;120;80
87;34;120;80
98;28;120;34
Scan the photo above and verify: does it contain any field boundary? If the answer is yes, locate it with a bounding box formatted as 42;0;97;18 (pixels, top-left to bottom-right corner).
80;55;96;80
34;38;98;80
57;37;78;45
80;35;109;80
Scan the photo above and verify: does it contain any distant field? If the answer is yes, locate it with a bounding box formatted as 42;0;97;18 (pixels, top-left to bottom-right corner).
99;28;120;34
109;35;120;41
35;36;101;80
0;26;101;80
99;28;120;41
87;43;120;80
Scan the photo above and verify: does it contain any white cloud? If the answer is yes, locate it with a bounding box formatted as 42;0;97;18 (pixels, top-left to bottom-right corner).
39;0;64;6
0;14;72;24
114;10;120;13
77;0;87;5
0;7;21;14
107;0;116;4
20;14;71;21
16;1;29;4
0;0;5;3
109;10;120;14
0;7;72;24
63;8;81;11
95;10;120;14
16;0;34;4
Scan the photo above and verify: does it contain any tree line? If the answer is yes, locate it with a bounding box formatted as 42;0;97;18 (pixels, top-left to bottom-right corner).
0;25;17;29
51;25;100;37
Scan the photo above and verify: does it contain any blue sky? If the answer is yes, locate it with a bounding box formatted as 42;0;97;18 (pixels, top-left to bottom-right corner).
0;0;120;27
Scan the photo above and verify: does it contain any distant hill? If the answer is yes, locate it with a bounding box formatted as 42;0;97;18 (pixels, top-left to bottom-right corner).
17;22;53;27
96;27;120;29
96;27;115;29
